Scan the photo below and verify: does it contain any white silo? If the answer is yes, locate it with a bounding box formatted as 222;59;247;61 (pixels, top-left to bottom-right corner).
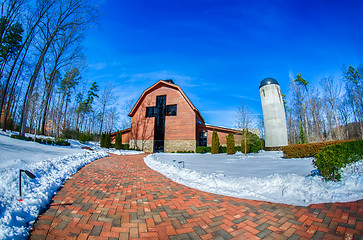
259;78;288;147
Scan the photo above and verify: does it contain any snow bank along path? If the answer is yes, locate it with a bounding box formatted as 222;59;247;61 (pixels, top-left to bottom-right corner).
144;152;363;206
0;132;142;239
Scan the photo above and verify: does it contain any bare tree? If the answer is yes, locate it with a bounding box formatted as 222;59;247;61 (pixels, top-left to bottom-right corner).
121;98;136;129
19;0;97;136
320;76;342;140
97;83;116;134
235;102;254;155
0;0;54;126
307;86;324;142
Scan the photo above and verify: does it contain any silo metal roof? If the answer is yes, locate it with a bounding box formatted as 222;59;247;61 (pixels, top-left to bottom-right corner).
259;78;279;89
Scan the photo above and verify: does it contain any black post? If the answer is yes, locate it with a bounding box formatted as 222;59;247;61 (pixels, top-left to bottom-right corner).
19;169;36;201
19;170;22;199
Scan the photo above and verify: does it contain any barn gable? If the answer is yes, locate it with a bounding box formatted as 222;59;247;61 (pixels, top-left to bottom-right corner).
129;80;204;123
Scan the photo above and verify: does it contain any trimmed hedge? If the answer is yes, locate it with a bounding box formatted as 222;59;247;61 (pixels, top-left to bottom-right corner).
176;150;194;153
313;140;363;181
282;140;353;158
219;146;227;153
196;146;211;153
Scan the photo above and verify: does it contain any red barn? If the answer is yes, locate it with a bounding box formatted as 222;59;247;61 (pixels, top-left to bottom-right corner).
121;79;253;153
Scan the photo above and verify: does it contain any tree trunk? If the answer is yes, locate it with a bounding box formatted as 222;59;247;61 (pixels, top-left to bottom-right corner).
19;31;56;136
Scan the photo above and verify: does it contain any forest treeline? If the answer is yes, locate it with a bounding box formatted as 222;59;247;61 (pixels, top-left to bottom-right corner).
286;65;363;144
0;0;121;139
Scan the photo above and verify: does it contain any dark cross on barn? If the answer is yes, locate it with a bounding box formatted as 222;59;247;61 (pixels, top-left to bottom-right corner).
146;95;177;152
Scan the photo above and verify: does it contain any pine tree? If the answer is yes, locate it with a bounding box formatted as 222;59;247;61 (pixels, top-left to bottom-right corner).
211;130;220;154
115;131;122;150
298;124;307;144
105;132;111;148
100;133;105;148
226;133;235;155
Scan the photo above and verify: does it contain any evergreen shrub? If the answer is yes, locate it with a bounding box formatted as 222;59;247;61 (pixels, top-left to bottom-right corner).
54;139;70;146
100;133;105;147
219;146;227;153
105;132;111;148
313;140;363;181
11;134;32;141
282;140;353;158
226;133;235;155
249;133;262;153
176;150;194;153
115;131;122;150
211;130;220;154
122;143;129;150
235;146;242;152
10;134;70;146
241;132;261;154
78;133;93;144
196;146;208;153
61;128;80;140
196;146;212;153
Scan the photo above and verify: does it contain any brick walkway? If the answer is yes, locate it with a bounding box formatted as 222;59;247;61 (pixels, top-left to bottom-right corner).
30;153;363;240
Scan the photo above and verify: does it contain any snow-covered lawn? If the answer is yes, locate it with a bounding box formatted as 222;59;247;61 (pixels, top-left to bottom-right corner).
144;152;363;206
0;131;142;240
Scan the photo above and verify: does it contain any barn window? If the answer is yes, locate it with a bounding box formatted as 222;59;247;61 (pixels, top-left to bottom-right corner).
146;107;155;117
166;105;177;116
199;131;207;146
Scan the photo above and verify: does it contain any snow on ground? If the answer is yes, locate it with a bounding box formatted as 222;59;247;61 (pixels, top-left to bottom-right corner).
144;151;363;206
0;134;85;169
0;131;142;239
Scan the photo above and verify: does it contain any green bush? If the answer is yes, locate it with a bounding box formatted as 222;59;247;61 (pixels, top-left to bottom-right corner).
313;140;363;181
11;134;70;146
226;133;235;155
78;133;93;144
211;130;220;154
61;128;80;140
100;133;105;147
196;146;207;153
249;133;262;153
240;131;261;154
104;132;111;148
219;146;227;153
282;140;352;158
115;131;122;150
122;143;129;150
196;146;212;153
235;146;242;152
54;139;70;146
176;150;194;153
11;134;32;141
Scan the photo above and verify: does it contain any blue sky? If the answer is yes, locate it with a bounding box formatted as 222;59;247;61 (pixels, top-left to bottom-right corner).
84;0;363;128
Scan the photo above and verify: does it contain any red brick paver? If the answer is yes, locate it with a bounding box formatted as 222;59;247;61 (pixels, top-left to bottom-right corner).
30;154;363;239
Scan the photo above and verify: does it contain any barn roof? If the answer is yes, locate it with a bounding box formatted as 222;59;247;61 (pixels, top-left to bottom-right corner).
128;80;205;123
